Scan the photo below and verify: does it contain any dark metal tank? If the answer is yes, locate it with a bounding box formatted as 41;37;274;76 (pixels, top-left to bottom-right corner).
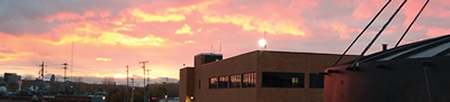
324;35;450;102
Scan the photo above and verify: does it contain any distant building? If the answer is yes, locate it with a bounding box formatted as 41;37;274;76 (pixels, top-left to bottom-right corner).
50;74;56;82
179;50;358;102
4;73;21;83
0;77;5;86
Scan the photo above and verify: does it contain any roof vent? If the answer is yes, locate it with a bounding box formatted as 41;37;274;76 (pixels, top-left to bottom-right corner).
194;53;223;67
382;44;388;51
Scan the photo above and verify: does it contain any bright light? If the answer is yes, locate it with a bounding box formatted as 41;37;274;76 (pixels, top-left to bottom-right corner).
258;39;266;47
102;96;106;100
190;96;194;100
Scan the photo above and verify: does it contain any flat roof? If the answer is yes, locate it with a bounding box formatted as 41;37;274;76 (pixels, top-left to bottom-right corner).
345;34;450;63
180;67;195;70
199;50;358;66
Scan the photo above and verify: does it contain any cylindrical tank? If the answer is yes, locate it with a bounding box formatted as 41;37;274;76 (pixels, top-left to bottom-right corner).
0;86;7;95
324;58;450;102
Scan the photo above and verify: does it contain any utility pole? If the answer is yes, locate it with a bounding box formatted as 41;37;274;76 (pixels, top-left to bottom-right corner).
139;61;148;102
147;69;151;101
126;65;129;102
131;78;135;102
62;63;68;102
62;63;68;82
164;77;169;102
39;62;47;80
71;41;74;82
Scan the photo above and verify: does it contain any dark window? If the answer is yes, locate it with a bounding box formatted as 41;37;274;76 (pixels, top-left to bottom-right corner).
242;72;256;87
262;72;304;88
229;74;241;88
198;79;201;90
209;77;218;89
218;76;228;88
309;73;324;88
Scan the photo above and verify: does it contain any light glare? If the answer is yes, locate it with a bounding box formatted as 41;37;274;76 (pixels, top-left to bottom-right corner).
258;39;266;47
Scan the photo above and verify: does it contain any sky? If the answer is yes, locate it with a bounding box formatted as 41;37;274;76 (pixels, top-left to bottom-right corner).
1;0;450;85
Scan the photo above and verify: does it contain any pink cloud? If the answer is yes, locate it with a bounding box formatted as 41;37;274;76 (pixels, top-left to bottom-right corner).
402;0;427;26
352;2;371;19
329;21;360;39
426;27;450;37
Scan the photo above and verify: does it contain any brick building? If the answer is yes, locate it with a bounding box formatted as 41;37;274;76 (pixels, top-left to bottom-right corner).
179;50;358;102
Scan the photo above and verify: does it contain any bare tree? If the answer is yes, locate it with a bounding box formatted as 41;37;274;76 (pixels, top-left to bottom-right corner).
23;75;33;81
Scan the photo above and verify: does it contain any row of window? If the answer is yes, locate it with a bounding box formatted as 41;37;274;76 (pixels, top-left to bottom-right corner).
261;72;324;88
208;72;324;89
209;72;256;89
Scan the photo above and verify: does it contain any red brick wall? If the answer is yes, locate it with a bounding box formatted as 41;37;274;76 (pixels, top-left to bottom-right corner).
181;50;358;102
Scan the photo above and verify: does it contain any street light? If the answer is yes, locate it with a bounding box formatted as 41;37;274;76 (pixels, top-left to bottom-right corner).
258;39;267;50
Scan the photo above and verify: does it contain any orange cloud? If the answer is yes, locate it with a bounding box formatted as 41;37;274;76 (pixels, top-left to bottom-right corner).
39;23;166;46
202;14;307;36
88;73;112;78
176;24;194;35
163;0;222;14
0;51;33;61
95;57;111;61
127;0;222;23
129;8;186;22
184;40;196;44
329;21;360;39
52;33;167;46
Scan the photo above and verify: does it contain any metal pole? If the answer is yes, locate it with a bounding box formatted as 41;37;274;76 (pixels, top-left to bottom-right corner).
332;0;392;67
62;63;68;102
395;0;429;47
147;69;151;101
131;78;135;102
139;61;149;102
71;41;74;82
352;0;408;67
126;65;129;102
39;62;47;80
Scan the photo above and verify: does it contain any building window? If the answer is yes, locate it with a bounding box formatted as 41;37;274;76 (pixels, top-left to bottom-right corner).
218;76;228;88
242;72;256;87
292;77;298;87
262;72;304;88
198;79;201;90
209;77;218;89
309;73;324;88
229;74;241;88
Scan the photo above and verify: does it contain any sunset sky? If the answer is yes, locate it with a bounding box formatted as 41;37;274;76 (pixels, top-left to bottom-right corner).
1;0;449;85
